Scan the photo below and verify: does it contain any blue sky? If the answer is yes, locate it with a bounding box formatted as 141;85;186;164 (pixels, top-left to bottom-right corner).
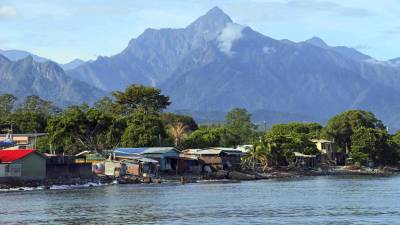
0;0;399;63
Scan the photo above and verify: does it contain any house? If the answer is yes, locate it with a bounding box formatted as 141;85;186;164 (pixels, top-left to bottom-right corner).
123;157;159;177
0;133;47;148
0;149;46;180
311;139;337;164
74;151;107;174
293;152;317;168
177;153;201;174
104;157;159;177
182;148;243;171
113;147;180;171
104;160;126;176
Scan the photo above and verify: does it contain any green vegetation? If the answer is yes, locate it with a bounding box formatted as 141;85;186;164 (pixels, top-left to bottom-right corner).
323;110;384;152
1;86;400;167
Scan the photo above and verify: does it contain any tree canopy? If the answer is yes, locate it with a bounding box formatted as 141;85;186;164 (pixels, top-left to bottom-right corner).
225;108;256;145
112;84;170;114
324;110;384;152
351;127;398;165
121;110;165;147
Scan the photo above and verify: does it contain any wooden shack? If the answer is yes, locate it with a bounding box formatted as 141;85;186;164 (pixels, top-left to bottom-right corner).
183;148;243;171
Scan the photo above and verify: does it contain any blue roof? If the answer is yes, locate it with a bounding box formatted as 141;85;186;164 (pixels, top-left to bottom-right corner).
0;141;15;147
114;148;146;155
114;147;179;155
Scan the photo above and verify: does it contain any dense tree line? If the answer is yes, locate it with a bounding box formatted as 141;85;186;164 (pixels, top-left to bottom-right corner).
1;86;400;167
0;85;257;155
245;110;400;168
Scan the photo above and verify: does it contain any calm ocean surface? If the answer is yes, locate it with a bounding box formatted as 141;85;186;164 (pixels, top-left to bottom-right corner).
1;176;400;224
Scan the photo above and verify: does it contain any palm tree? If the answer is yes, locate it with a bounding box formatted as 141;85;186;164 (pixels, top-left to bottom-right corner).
167;123;189;149
242;140;271;171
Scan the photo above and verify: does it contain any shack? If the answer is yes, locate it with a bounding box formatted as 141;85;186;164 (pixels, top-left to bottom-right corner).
311;139;338;164
104;157;159;178
183;148;243;171
75;151;106;174
104;160;126;176
114;147;180;171
178;153;201;174
0;149;46;180
293;152;317;168
46;155;92;179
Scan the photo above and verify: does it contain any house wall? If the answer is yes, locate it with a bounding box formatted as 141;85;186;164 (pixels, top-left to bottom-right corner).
199;156;222;165
20;153;46;179
46;163;92;179
0;163;22;177
105;161;118;176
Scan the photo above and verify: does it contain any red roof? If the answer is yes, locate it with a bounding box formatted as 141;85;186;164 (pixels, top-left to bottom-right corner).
0;149;36;163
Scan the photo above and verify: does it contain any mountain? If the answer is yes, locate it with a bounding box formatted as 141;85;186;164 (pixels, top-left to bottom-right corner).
61;59;85;70
0;55;106;106
0;49;49;63
66;6;233;90
67;7;400;130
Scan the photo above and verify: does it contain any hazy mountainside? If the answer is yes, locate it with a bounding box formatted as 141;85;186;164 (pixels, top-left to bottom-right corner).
63;7;400;130
0;55;106;106
60;59;85;70
0;49;85;71
0;49;49;63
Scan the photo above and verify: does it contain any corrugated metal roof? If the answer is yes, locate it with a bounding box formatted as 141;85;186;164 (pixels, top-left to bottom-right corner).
0;149;40;163
183;148;243;156
114;147;179;155
294;152;316;158
0;133;48;137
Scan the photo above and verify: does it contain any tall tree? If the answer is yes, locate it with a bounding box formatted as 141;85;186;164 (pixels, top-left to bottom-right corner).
121;110;165;147
112;84;170;114
47;106;113;153
20;95;61;115
351;127;398;165
324;110;384;152
268;122;323;139
93;96;116;116
0;94;17;132
161;112;198;131
225;108;256;145
167;122;190;150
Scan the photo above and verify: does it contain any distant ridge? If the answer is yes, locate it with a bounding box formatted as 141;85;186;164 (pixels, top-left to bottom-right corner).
0;55;106;106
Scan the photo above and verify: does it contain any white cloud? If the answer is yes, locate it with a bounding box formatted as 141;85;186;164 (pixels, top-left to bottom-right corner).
0;5;17;18
263;46;276;54
217;22;244;56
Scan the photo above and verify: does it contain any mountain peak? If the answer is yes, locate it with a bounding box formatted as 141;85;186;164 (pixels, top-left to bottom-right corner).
206;6;229;17
305;37;328;48
187;6;232;32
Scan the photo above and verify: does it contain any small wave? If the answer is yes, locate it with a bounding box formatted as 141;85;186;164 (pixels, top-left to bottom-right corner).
0;182;116;192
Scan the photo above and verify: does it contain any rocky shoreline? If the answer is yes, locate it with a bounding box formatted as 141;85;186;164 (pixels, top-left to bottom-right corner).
1;166;398;190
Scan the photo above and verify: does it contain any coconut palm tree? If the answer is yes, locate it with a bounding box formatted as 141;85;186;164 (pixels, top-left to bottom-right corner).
167;122;190;149
242;140;271;171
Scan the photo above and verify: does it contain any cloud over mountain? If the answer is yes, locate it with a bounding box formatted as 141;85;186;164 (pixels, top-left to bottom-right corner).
0;5;17;17
217;23;244;56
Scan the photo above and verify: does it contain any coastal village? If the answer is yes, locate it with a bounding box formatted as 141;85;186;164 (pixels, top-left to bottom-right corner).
0;130;394;189
1;85;400;189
